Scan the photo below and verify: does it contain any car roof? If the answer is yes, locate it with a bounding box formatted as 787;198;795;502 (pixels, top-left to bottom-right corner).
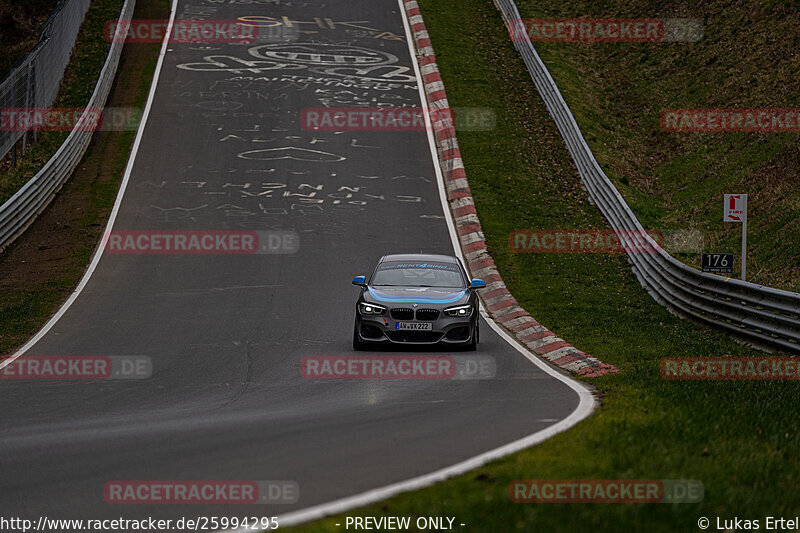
379;253;459;264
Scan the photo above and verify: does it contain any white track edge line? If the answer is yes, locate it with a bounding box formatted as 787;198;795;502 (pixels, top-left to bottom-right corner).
226;1;598;529
2;0;180;367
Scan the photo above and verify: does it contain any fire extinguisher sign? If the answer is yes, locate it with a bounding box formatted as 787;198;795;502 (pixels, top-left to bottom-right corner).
722;194;748;281
723;194;747;222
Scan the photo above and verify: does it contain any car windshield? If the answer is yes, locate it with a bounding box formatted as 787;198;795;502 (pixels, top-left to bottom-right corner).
371;261;465;288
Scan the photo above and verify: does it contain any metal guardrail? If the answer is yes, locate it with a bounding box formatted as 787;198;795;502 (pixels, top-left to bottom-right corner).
493;0;800;353
0;0;136;253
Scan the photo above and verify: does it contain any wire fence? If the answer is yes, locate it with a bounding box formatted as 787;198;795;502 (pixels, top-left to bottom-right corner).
0;0;135;252
0;0;92;163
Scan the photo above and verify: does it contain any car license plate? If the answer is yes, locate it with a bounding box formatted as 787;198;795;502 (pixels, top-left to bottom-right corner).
395;322;432;331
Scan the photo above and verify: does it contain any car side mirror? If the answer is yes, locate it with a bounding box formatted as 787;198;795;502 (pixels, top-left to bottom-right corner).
470;278;486;289
352;275;366;286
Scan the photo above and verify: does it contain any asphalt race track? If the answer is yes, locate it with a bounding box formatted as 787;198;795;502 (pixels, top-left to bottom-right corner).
0;0;587;524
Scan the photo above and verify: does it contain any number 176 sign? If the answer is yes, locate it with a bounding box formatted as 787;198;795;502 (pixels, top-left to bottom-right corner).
702;253;733;273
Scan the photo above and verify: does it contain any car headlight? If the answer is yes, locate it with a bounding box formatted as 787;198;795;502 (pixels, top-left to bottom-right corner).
358;302;386;315
444;304;473;317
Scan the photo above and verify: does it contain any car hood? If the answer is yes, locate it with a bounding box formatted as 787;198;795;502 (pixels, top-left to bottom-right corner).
364;286;470;306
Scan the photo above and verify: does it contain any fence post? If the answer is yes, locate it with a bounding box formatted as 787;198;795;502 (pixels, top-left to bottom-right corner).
31;60;38;145
24;60;33;154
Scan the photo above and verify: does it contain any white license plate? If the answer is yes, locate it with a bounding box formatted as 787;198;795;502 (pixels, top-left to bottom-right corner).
395;322;432;331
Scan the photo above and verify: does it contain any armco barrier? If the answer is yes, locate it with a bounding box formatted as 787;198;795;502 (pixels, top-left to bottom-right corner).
494;0;800;353
0;0;135;253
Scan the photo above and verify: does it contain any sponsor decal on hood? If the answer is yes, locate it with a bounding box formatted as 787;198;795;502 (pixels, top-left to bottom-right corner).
366;287;469;304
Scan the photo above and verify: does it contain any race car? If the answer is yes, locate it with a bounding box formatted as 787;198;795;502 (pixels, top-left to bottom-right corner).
352;253;486;350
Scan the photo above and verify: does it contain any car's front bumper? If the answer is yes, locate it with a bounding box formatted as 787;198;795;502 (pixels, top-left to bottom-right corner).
355;313;476;345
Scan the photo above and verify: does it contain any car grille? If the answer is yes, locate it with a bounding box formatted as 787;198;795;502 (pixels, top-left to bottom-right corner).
385;331;444;343
415;308;440;321
390;308;414;320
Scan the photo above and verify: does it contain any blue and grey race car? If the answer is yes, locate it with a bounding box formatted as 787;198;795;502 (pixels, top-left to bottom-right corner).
352;253;486;350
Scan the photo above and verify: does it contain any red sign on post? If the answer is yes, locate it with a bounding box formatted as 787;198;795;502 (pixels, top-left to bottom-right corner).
723;194;748;281
723;194;747;222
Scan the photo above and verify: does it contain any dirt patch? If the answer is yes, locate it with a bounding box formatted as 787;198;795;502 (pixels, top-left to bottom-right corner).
0;0;169;353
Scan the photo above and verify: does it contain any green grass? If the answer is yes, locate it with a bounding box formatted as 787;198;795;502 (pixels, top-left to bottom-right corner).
514;0;800;291
0;0;126;204
286;0;800;531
